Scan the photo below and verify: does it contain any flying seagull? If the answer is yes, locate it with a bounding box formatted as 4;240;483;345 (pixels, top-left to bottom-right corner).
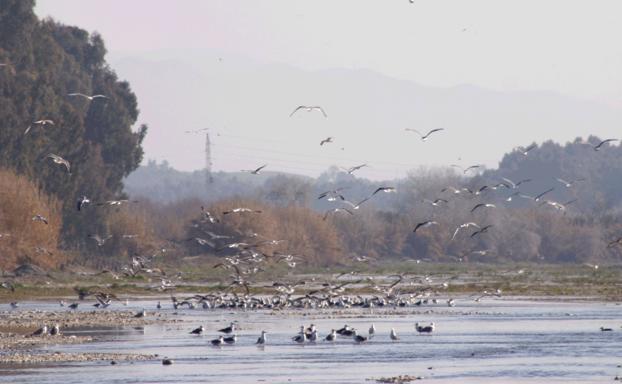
451;164;481;174
514;143;537;155
534;187;555;202
223;208;262;215
77;196;91;211
46;154;71;174
320;137;334;146
470;225;493;238
451;222;480;240
343;164;368;175
323;208;354;220
290;105;327;118
554;177;585;188
372;187;396;196
88;234;112;246
413;220;438;233
501;177;531;189
32;215;49;225
68;93;108;101
405;128;444;141
593;138;618;151
25;119;54;135
242;164;267;175
607;237;622;248
471;203;496;213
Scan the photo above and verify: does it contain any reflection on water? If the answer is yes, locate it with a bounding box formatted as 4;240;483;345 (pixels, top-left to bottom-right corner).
0;298;621;383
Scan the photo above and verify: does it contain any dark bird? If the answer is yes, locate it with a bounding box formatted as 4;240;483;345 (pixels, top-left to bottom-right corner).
256;330;267;345
514;143;537;155
190;326;204;335
320;137;334;146
372;187;396;195
211;336;225;346
218;322;236;334
607;237;622;248
413;220;439;233
415;322;435;333
593;138;618;151
31;325;48;336
470;225;493;238
241;164;268;175
534;187;555;202
451;164;481;174
343;164;368;175
406;128;444;141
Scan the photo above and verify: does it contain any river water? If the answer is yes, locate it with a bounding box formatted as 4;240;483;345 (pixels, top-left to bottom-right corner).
0;298;621;383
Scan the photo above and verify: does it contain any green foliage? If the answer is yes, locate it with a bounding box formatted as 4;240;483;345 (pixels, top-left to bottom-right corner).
0;1;146;256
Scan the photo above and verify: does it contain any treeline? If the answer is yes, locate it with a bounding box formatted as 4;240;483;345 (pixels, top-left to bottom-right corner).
0;1;146;269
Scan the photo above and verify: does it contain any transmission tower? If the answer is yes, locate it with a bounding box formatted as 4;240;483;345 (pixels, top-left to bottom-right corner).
205;132;213;184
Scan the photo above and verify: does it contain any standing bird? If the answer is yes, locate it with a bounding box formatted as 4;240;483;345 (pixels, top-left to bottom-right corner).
368;324;376;339
68;92;108;101
352;330;368;343
31;325;48;336
415;322;435;333
256;330;267;345
325;329;337;342
190;326;205;335
50;324;61;336
405;128;444;141
218;322;236;334
292;326;307;344
134;309;146;318
390;328;399;341
223;334;237;345
211;336;225;346
290;105;327;118
46;154;71;174
413;220;438;234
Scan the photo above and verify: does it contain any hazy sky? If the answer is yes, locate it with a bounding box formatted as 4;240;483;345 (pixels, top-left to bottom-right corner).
34;0;622;178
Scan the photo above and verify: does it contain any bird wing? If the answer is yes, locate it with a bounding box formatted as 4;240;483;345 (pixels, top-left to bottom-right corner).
254;164;268;173
534;187;554;201
68;93;89;98
289;106;305;117
315;106;328;117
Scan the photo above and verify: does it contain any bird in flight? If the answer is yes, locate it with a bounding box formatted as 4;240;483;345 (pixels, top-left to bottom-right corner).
46;154;71;174
68;93;108;101
323;208;353;220
470;225;493;238
77;196;91;211
413;220;438;233
553;177;585;188
88;234;113;246
607;237;622;248
451;164;482;174
471;203;496;213
372;187;396;196
533;187;555;202
405;128;444;141
593;138;618;151
501;177;531;189
32;215;49;225
320;137;334;146
343;164;368;175
451;222;480;240
289;105;327;118
241;164;268;175
25;119;54;135
514;143;537;156
223;208;262;215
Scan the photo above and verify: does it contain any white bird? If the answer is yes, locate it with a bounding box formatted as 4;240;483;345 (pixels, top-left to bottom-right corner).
223;208;262;215
32;214;49;225
368;324;376;338
241;164;267;175
256;330;267;345
290;105;327;118
413;220;438;234
554;177;585;188
46;154;71;174
471;203;496;213
390;328;399;341
406;128;444;141
68;92;108;101
25;119;54;135
88;234;112;246
501;177;531;189
292;326;307;344
451;222;480;240
77;196;91;211
343;164;368;175
451;164;481;174
323;208;354;220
